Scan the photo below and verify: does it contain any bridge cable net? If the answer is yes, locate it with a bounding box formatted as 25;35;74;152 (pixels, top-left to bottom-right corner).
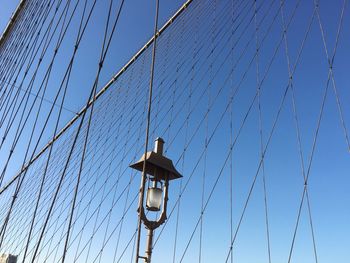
0;0;349;262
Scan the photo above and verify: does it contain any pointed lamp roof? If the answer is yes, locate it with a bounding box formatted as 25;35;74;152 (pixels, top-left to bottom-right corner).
129;138;182;181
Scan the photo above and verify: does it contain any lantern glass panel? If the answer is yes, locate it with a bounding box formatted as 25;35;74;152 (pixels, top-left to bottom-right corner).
146;187;163;211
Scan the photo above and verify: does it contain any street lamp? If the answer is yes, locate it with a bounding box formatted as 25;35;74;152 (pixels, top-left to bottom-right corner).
130;137;182;263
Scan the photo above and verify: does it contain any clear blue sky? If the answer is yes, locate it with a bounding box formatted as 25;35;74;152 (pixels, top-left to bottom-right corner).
0;0;350;263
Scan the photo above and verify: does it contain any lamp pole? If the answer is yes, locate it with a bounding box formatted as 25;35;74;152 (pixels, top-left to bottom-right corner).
145;228;154;262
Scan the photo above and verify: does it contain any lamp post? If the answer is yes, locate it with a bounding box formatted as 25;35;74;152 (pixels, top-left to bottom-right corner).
130;137;182;263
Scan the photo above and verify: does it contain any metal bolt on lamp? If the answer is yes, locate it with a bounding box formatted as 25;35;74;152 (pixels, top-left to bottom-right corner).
130;137;182;263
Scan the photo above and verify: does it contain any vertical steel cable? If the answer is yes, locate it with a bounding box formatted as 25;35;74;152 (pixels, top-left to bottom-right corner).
171;5;192;262
254;1;272;262
199;0;216;261
134;0;160;262
229;1;236;262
